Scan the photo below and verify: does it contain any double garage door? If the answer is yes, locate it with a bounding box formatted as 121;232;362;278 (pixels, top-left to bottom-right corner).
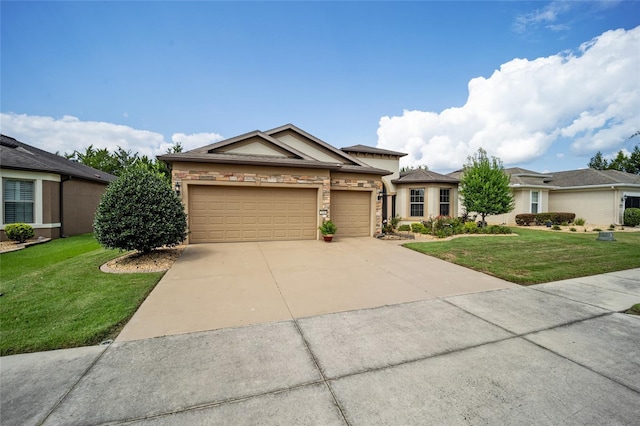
188;185;371;243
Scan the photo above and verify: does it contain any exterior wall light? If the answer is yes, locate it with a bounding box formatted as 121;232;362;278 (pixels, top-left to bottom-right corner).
175;181;181;196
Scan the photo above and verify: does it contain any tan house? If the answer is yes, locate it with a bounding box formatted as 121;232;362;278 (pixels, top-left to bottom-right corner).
449;167;640;226
0;135;116;240
158;124;390;243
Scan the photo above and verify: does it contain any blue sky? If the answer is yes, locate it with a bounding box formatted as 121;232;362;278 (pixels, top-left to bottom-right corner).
2;1;639;173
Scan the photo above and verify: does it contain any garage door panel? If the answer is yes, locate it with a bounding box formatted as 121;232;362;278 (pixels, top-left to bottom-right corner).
189;186;317;243
331;191;371;237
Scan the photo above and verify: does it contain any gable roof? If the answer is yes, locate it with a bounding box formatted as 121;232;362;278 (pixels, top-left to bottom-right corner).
504;167;554;187
159;124;392;176
392;168;459;184
341;144;408;157
548;168;640;188
0;135;116;183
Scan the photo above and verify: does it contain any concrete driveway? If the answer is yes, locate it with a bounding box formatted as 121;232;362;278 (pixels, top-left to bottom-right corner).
2;239;639;425
116;237;516;341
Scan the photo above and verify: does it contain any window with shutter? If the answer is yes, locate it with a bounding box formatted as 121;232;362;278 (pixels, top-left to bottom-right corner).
3;179;34;224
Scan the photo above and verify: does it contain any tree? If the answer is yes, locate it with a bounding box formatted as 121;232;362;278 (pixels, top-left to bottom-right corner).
459;148;514;226
587;151;608;170
400;164;429;172
94;168;187;253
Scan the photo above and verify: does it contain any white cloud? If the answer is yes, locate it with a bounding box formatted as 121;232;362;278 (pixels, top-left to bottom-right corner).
0;113;224;158
513;1;573;33
377;26;640;171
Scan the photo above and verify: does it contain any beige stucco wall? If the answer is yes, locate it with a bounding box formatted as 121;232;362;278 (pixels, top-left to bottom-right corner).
172;162;384;240
548;188;620;226
396;183;458;224
62;179;109;236
480;188;549;225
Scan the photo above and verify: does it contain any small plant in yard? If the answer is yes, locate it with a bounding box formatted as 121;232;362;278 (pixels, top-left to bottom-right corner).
561;221;569;227
609;224;615;230
318;220;337;235
593;228;602;232
552;225;561;231
575;218;586;226
398;224;411;232
570;227;577;232
627;303;640;316
4;223;35;243
411;222;427;233
94;168;187;253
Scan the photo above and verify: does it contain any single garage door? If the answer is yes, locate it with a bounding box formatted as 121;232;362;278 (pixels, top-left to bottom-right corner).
330;190;371;237
189;186;317;243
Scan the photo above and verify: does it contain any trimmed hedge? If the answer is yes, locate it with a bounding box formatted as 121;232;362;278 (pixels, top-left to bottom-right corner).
515;212;576;226
624;208;640;227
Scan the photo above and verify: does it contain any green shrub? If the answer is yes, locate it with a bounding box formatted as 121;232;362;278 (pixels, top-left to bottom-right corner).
535;212;576;225
411;223;426;233
398;224;411;232
390;215;401;230
464;221;478;233
608;224;615;230
552;225;561;231
515;213;536;226
485;225;511;234
319;220;337;235
570;227;577;232
574;218;586;226
561;221;569;227
624;208;640;227
94;168;187;253
4;223;35;243
593;228;602;232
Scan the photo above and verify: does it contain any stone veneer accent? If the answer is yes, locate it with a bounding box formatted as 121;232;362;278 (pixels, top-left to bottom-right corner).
173;167;384;235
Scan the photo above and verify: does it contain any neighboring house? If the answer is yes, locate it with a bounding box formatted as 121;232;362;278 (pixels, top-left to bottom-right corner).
0;135;116;241
448;167;640;226
158;124;390;243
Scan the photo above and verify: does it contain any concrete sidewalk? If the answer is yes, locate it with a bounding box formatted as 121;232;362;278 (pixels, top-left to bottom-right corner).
116;238;516;341
2;268;639;425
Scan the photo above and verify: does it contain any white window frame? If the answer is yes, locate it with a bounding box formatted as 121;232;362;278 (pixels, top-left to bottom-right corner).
0;170;61;230
409;188;425;217
530;191;540;214
439;188;451;217
3;179;35;224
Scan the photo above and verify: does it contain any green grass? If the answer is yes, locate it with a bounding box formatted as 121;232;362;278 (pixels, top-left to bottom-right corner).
404;228;640;285
0;235;164;355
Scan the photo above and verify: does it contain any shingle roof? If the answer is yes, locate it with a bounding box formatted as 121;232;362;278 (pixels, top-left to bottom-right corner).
392;168;459;184
341;144;408;157
160;124;393;176
548;168;640;187
0;135;116;183
504;167;554;186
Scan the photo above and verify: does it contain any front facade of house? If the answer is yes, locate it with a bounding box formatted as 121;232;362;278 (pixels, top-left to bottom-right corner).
159;124;389;243
0;135;115;241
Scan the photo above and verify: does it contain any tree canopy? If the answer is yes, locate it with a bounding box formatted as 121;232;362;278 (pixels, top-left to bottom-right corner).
65;142;183;182
588;143;640;175
459;148;514;226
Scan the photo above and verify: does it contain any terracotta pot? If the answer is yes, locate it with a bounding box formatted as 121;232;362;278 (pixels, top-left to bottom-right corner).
323;234;334;242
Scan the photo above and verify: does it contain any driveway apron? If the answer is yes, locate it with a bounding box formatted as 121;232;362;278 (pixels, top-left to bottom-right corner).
116;237;515;341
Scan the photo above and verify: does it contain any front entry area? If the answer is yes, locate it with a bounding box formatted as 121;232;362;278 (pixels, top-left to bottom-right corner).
188;186;317;243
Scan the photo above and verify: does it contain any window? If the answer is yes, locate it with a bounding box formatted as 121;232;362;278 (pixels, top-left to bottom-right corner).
3;179;34;224
410;188;424;217
440;188;450;217
531;191;540;214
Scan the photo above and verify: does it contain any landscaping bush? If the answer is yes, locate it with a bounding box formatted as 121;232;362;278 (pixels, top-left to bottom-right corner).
552;225;561;231
624;208;640;227
463;221;479;234
94;168;187;253
4;223;35;243
485;225;512;234
515;214;536;226
410;222;425;233
516;212;576;226
574;218;586;226
570;227;577;232
398;224;411;232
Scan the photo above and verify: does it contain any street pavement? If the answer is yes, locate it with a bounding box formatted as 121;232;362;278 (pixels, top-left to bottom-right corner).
1;255;639;425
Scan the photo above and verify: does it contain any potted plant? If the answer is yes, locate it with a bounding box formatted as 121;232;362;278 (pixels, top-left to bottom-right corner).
318;220;337;242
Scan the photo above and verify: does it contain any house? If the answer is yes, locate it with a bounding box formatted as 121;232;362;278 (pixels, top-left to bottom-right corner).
448;167;640;226
158;124;390;243
391;169;459;223
0;135;116;241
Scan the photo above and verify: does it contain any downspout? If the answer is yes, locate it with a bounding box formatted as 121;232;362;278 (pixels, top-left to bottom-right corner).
60;175;72;238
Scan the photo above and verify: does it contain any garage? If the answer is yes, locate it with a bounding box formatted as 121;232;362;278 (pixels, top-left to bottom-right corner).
330;190;371;237
189;186;317;243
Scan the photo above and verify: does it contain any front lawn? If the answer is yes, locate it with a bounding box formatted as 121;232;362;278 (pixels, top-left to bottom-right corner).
0;234;164;355
404;228;640;285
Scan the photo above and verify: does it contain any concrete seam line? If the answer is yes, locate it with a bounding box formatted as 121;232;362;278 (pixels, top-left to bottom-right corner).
109;381;327;425
38;343;113;426
521;333;640;395
530;281;640;305
256;242;352;425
